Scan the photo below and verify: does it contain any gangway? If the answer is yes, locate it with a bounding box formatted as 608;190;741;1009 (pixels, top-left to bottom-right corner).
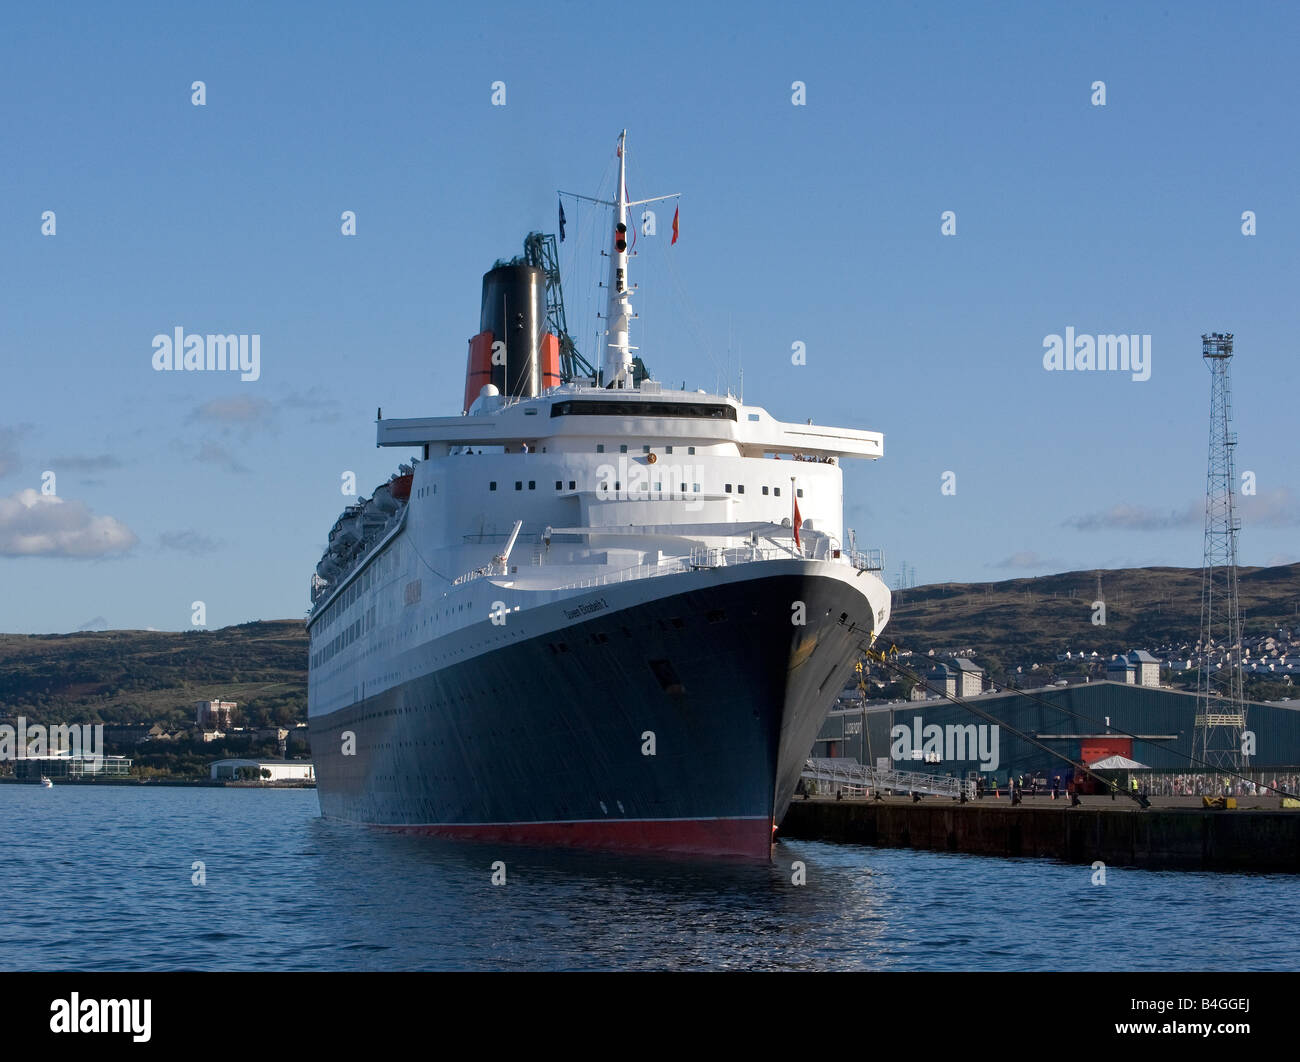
802;758;975;801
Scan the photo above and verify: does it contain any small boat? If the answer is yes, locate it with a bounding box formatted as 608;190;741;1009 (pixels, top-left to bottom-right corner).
40;776;53;788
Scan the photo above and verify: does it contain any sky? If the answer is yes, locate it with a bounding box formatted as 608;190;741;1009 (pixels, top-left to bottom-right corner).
1;0;1297;634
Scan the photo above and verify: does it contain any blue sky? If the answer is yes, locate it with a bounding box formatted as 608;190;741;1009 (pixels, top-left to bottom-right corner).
1;0;1297;633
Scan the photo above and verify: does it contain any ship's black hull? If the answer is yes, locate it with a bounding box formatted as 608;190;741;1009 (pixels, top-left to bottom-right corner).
309;568;879;859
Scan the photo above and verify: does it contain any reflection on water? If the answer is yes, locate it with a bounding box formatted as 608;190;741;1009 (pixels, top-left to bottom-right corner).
1;785;1294;970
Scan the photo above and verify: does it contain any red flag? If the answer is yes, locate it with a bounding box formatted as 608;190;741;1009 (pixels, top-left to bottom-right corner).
793;493;802;550
671;204;679;245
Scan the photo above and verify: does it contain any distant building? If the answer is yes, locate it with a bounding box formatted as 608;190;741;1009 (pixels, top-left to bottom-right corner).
1106;656;1137;684
928;658;984;698
196;700;237;730
926;662;955;698
1127;650;1161;688
950;657;984;697
209;758;315;782
16;753;132;781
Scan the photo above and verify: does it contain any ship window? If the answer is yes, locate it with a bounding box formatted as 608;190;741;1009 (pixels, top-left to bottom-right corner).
797;489;804;498
762;486;769;495
665;446;673;454
551;400;736;421
490;481;497;491
748;413;759;421
688;446;696;455
724;484;732;493
738;485;745;494
596;444;605;453
642;445;651;453
653;483;661;491
555;480;562;490
528;481;536;490
515;482;522;491
614;482;620;491
568;480;576;490
693;483;700;492
706;609;727;623
774;487;781;496
619;444;628;453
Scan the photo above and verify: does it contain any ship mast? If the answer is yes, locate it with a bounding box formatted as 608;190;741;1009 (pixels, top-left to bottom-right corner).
600;130;679;390
603;130;635;389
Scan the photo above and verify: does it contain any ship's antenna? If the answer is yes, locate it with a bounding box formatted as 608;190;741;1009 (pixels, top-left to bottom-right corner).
597;130;680;390
603;130;634;389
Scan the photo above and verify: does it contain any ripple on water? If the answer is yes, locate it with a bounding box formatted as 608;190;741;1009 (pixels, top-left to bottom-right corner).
2;788;1297;970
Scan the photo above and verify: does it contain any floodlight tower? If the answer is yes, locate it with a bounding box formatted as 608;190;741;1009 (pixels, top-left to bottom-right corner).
1194;332;1247;771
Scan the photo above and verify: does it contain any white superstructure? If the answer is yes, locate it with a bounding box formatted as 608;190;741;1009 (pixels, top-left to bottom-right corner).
306;129;889;756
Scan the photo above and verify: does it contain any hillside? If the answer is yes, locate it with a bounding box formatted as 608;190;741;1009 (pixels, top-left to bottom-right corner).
884;562;1300;680
1;564;1297;726
0;620;307;727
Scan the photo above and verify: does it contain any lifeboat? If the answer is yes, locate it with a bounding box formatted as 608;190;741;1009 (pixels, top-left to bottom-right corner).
329;504;365;547
372;482;399;514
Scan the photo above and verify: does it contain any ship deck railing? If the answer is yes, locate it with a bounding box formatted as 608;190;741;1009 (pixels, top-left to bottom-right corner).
802;757;976;801
449;542;884;594
546;544;802;592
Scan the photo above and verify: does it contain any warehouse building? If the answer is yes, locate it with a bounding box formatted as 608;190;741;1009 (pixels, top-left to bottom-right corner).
814;680;1300;787
209;758;315;782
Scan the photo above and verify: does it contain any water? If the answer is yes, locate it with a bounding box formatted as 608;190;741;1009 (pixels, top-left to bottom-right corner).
2;786;1294;970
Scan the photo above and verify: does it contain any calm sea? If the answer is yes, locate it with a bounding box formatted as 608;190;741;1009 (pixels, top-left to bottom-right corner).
2;785;1294;971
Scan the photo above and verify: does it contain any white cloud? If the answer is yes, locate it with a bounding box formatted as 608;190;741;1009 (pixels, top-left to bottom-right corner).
1064;501;1201;532
0;489;137;558
1241;487;1300;528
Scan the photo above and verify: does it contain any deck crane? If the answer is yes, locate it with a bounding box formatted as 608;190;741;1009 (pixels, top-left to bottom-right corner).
497;231;650;387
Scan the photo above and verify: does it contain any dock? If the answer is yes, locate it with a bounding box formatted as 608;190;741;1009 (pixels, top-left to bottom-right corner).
778;794;1300;872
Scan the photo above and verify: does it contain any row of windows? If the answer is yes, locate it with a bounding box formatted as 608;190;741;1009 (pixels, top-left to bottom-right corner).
314;545;399;636
483;479;803;497
594;444;697;455
490;480;579;492
313;606;376;667
723;484;804;497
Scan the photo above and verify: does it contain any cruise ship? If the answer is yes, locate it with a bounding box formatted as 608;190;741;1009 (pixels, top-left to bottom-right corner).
307;132;892;860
